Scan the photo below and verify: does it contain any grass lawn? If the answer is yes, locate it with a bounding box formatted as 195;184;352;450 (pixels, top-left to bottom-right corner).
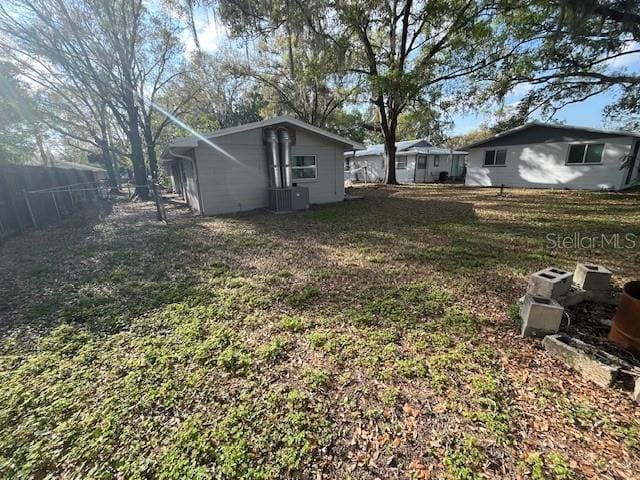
1;184;639;479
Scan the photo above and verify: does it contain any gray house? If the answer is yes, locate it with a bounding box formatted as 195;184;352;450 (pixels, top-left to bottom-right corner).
161;116;364;215
345;139;467;184
464;122;640;191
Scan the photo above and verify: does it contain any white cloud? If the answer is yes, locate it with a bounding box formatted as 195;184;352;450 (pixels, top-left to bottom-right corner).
181;15;228;57
507;82;533;98
606;41;640;69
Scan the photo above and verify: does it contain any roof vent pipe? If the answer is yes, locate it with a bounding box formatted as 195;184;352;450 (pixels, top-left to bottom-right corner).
266;128;282;188
279;128;292;187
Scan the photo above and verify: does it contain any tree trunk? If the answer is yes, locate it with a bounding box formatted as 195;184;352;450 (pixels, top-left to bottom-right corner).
99;140;119;192
35;130;49;166
124;91;149;199
142;124;158;181
383;131;398;184
379;103;398;185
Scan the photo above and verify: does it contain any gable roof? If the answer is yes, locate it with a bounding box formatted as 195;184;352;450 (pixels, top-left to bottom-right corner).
348;138;466;157
164;116;365;156
463;122;640;150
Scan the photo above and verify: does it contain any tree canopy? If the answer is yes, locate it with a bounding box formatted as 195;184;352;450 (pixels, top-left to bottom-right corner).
0;0;637;187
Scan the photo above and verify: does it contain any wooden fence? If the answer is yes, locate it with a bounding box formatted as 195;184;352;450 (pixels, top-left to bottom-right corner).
0;163;104;241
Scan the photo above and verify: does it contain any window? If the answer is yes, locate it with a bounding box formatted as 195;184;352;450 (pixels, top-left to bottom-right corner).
345;158;351;171
292;155;317;179
484;149;507;166
567;143;604;164
417;155;426;169
433;155;440;167
397;157;407;169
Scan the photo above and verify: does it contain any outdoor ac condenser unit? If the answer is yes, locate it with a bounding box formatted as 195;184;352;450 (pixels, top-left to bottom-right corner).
268;186;309;212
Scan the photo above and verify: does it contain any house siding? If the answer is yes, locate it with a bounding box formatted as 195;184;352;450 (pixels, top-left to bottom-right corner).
181;157;201;213
396;155;416;183
349;155;385;182
193;126;346;215
465;137;634;190
347;153;466;184
291;129;344;204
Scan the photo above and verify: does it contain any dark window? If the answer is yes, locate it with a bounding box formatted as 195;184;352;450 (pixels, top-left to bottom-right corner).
567;143;604;164
483;149;506;166
567;145;586;164
345;158;351;171
292;155;317;179
484;151;495;166
417;155;426;169
433;155;440;167
397;157;407;169
584;144;604;163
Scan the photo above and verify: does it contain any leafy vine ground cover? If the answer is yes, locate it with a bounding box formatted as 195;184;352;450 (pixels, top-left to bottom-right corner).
0;185;638;479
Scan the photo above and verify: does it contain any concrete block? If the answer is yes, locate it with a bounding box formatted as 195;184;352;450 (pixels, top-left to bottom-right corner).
556;286;588;307
589;288;620;306
527;267;573;299
520;294;564;337
574;263;612;291
543;335;619;388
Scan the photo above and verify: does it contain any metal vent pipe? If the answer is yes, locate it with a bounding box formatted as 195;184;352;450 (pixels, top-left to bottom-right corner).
266;128;282;188
278;128;292;187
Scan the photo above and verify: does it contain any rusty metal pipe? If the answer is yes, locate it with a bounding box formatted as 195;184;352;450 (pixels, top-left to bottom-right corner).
610;281;640;353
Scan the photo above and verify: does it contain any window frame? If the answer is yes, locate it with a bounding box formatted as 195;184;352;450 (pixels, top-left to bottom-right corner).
566;143;605;165
416;155;427;169
483;149;507;167
433;155;440;167
396;157;407;169
292;154;318;181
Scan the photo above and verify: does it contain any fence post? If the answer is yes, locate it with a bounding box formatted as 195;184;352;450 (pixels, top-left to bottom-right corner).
68;186;75;210
23;190;37;228
151;182;167;222
51;191;61;220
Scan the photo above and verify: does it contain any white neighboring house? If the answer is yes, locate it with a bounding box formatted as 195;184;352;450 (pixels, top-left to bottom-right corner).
464;122;640;191
344;138;467;184
160;116;364;215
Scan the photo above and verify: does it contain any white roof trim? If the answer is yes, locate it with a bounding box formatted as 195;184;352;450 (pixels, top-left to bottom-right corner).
164;116;365;157
463;121;640;150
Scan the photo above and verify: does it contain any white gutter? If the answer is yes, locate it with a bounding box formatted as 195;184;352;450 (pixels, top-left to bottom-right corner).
168;148;192;162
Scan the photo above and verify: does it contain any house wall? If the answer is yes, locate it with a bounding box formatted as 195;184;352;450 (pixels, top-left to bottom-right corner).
349;155;385;182
423;154;454;182
291;129;345;204
347;153;466;183
181;158;201;212
193;129;269;215
396;155;416;183
193;126;346;215
465;137;634;190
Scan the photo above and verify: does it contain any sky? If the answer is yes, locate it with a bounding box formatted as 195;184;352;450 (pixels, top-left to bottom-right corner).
450;42;640;135
180;12;640;136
